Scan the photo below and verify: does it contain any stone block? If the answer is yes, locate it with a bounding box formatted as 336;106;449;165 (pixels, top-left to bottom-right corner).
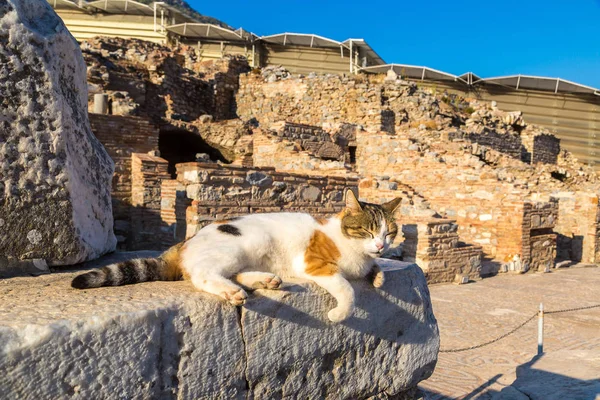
0;0;116;275
0;257;439;399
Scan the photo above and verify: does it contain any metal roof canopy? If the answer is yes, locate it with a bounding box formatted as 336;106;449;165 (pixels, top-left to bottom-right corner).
342;39;385;66
476;75;600;95
87;0;154;15
362;64;467;83
260;33;343;49
458;72;482;85
235;28;259;42
167;23;244;41
47;0;86;10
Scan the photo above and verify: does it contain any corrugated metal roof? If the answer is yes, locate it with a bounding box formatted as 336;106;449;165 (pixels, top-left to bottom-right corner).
46;0;86;10
477;75;600;95
362;64;466;83
167;23;244;41
260;33;342;49
86;0;154;16
342;39;385;66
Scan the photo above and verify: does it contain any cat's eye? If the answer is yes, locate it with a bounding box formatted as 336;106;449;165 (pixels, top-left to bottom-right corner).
361;229;374;238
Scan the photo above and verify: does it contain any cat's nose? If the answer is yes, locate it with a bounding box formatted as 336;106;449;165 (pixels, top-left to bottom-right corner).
376;243;384;250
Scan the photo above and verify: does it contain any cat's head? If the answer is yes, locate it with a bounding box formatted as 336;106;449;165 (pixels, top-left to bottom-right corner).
340;189;401;257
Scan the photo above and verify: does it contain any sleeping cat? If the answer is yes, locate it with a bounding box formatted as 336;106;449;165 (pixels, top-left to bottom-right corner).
72;190;401;322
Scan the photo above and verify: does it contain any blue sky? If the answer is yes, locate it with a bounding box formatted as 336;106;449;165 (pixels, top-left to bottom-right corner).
188;0;600;89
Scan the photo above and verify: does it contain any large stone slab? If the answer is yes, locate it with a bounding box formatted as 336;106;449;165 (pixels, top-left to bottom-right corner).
0;0;116;276
242;258;439;398
0;256;439;399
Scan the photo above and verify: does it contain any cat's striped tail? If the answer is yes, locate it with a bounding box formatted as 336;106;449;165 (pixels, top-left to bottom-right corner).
71;243;184;289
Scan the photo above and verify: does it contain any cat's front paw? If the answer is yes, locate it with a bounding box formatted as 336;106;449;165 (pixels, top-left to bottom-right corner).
327;305;353;323
222;288;248;306
372;270;385;288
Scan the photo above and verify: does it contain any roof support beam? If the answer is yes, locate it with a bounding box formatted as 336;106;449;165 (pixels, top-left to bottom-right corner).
555;78;560;94
349;40;353;73
516;75;521;90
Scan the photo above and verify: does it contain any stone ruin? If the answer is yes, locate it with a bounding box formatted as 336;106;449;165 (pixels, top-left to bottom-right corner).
27;34;597;284
0;2;596;397
3;24;600;284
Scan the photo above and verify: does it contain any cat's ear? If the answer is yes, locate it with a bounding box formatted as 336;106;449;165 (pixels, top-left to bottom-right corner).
382;197;402;214
344;189;362;214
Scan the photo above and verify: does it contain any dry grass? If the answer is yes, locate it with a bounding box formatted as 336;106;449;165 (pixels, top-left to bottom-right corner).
410;120;438;130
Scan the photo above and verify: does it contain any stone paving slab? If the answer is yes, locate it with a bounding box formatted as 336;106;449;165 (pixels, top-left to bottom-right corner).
419;267;600;400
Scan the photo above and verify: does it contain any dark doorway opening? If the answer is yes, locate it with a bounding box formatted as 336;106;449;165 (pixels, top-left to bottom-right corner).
349;146;357;164
159;129;228;177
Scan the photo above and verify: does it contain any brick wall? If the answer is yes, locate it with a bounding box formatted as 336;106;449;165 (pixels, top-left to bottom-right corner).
448;130;524;161
90;114;159;246
355;129;562;273
532;134;561;164
130;153;171;250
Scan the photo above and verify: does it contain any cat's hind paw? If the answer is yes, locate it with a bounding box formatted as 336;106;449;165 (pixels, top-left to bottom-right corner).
252;273;282;290
265;275;282;290
372;270;385;288
327;306;353;323
222;288;248;306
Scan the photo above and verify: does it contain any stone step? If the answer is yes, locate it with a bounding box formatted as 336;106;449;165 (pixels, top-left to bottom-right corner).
0;255;439;399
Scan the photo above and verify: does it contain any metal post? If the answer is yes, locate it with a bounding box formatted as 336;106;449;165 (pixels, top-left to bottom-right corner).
349;40;353;74
153;3;157;32
537;303;544;355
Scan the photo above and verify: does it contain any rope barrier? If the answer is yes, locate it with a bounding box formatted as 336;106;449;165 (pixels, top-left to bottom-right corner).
439;303;600;353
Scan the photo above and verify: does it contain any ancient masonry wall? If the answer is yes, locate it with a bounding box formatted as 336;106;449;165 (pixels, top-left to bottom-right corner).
355;130;561;273
170;162;359;241
520;201;558;272
90;114;160;246
552;192;600;264
356;130;515;261
252;129;350;177
236;73;384;132
401;220;483;284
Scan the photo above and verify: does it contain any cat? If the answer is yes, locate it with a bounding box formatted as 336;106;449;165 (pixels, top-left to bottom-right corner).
72;190;401;322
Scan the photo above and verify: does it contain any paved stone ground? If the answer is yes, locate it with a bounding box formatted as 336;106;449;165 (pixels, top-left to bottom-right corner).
419;266;600;400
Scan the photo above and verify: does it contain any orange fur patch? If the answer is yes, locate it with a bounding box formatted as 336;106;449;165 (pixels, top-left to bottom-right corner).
315;217;328;225
304;230;341;276
161;242;188;280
